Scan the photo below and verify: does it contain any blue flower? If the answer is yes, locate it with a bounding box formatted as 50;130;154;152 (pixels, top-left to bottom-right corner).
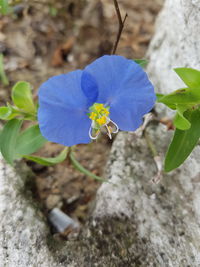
38;55;156;146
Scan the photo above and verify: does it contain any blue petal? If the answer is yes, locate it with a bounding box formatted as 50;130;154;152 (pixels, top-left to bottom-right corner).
81;71;98;106
38;70;91;146
84;55;156;131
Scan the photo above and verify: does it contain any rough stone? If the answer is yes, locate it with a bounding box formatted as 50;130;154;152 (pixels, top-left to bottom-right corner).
0;157;61;267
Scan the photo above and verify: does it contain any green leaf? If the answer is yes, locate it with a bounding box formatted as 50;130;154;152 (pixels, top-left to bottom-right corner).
15;125;47;157
0;0;9;15
69;151;108;182
134;59;148;68
156;93;164;101
157;88;200;107
173;105;191;130
0;119;23;165
12;81;36;113
0;105;29;121
0;106;12;120
164;109;200;172
174;68;200;88
156;93;177;109
0;129;2;148
24;148;69;166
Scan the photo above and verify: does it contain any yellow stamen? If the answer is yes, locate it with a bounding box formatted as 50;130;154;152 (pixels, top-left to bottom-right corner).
95;103;104;112
102;108;109;116
96;116;107;125
89;112;97;120
89;103;110;128
88;103;119;140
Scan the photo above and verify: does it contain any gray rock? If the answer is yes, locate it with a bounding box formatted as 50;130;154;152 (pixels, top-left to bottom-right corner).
0;156;60;267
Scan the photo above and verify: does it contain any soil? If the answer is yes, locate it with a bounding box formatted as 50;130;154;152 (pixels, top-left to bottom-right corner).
0;0;163;233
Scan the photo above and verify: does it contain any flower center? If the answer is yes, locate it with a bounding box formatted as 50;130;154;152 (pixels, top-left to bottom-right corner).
89;103;109;127
88;103;118;140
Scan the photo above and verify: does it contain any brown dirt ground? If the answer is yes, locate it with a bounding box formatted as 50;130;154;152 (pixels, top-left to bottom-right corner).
0;0;163;231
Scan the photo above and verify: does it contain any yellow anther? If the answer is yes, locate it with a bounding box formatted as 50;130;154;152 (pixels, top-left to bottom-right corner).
102;108;109;116
88;103;118;140
95;104;104;112
89;112;97;120
96;116;107;125
89;103;110;129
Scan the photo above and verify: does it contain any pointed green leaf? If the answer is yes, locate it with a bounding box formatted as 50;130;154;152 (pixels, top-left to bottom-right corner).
0;119;23;165
134;59;148;68
156;93;164;101
23;148;69;166
164;109;200;172
12;81;36;113
173;105;191;130
0;106;21;120
15;125;47;157
174;68;200;89
157;88;200;107
0;106;12;120
157;94;176;109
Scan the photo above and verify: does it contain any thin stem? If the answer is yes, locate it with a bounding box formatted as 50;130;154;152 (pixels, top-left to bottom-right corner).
144;130;158;158
111;0;128;55
0;54;9;86
69;151;108;183
144;130;163;183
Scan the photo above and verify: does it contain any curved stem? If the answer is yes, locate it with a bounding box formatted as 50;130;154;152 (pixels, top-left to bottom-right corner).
69;151;108;183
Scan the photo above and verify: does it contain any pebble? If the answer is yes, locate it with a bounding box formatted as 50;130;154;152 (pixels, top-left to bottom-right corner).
45;194;62;210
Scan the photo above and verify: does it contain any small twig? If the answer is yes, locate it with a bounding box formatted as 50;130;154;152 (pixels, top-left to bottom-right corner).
111;0;128;55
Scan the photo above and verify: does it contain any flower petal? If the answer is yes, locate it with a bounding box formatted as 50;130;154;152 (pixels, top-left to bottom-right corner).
84;55;156;131
81;71;98;106
38;70;91;146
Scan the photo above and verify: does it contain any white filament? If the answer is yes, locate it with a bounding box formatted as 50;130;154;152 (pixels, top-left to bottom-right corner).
105;125;112;139
89;126;100;140
109;119;119;133
89;118;119;140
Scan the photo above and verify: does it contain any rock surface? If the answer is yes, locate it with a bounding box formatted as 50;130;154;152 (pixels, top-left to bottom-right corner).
0;157;60;267
148;0;200;95
1;0;200;266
